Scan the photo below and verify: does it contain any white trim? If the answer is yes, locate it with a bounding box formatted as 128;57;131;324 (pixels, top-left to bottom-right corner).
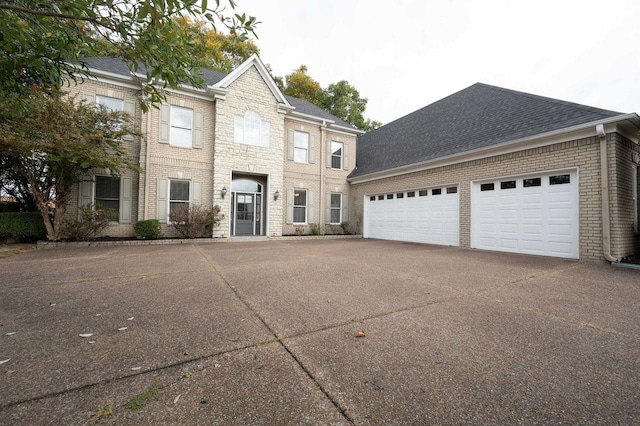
214;54;290;106
349;114;640;184
329;192;342;225
286;113;363;136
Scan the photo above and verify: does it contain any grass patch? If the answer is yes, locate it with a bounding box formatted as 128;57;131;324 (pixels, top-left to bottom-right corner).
0;249;21;259
125;385;162;411
88;404;114;424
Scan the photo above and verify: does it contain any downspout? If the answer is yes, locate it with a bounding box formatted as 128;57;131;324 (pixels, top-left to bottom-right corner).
143;107;152;220
598;124;618;263
320;120;327;232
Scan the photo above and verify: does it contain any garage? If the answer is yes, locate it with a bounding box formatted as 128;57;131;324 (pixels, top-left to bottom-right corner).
471;170;579;259
364;186;459;246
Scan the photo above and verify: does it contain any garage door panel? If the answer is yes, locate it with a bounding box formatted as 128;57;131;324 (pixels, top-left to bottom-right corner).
472;170;578;259
365;190;459;246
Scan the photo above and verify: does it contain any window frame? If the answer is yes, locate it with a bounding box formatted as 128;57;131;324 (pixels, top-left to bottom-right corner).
293;189;307;224
234;110;270;147
168;179;191;222
330;193;342;224
96;95;124;111
293;131;310;163
170;106;194;148
94;175;120;222
331;141;344;169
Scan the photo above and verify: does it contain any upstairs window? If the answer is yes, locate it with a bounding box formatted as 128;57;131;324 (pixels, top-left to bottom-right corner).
294;131;309;163
170;106;194;148
331;142;343;169
234;110;270;147
96;95;123;111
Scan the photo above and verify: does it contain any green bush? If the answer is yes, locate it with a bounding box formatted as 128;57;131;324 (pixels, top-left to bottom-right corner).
134;219;162;239
0;212;47;241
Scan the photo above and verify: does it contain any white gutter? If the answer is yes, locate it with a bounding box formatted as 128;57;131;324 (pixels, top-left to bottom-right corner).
597;124;618;263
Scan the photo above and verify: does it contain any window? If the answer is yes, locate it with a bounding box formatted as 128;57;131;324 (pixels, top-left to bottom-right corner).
432;188;442;195
501;180;516;189
447;187;457;194
396;192;404;199
407;191;416;197
480;183;494;191
387;194;394;199
378;195;384;200
95;176;120;220
523;177;541;187
293;189;307;223
169;180;190;220
234;110;270;147
330;193;342;224
331;141;343;169
170;106;194;148
550;174;570;185
370;196;376;201
419;190;428;197
96;95;123;111
294;131;309;163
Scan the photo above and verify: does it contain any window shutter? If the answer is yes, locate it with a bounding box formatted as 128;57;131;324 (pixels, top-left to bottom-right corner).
309;135;316;164
120;177;132;224
157;178;168;223
326;140;332;168
159;105;170;144
123;101;136;140
192;181;202;204
342;194;349;224
287;129;295;161
325;192;332;223
193;111;203;149
78;175;93;217
343;145;349;170
286;189;294;224
308;190;316;223
83;93;95;105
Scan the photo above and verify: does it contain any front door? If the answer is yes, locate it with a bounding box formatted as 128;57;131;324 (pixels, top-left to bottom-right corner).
234;193;254;236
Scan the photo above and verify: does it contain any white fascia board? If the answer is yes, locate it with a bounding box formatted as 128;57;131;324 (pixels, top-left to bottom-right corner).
277;104;295;114
213;54;291;106
329;124;365;135
288;111;335;125
349;114;640;184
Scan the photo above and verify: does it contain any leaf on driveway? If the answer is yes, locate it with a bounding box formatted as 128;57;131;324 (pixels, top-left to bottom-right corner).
118;327;128;331
5;332;16;336
79;333;94;338
0;359;10;365
131;366;141;371
127;317;134;321
173;394;181;404
355;330;366;338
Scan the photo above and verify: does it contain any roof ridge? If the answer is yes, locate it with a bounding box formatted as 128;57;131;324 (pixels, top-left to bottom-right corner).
475;82;624;116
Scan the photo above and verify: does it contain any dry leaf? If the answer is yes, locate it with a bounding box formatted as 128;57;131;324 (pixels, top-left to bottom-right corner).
89;341;96;344
6;332;16;336
173;394;181;404
118;327;128;331
0;359;10;365
131;366;141;371
127;317;134;321
49;303;56;306
79;333;94;338
355;330;366;338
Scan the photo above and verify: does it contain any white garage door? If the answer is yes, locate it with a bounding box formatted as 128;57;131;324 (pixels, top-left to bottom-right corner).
471;170;579;259
365;187;459;246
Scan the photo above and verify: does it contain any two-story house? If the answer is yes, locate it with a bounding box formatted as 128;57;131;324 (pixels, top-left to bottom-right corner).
67;55;363;238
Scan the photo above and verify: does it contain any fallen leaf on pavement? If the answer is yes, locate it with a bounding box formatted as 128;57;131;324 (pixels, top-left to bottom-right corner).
131;366;141;371
5;332;16;336
127;317;134;321
118;327;128;331
355;330;366;338
79;334;94;338
174;394;181;404
0;359;10;365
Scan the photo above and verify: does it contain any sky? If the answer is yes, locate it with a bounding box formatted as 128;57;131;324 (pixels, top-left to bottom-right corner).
236;0;640;126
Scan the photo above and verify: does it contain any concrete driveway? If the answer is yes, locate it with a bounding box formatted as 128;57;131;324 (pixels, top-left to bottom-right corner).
0;239;638;425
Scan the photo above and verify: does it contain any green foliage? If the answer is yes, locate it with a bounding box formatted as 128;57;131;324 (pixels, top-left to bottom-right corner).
0;0;258;112
170;204;223;238
310;224;321;235
0;90;139;241
134;219;163;239
340;221;351;235
172;16;259;73
0;212;47;241
279;66;381;131
61;204;115;241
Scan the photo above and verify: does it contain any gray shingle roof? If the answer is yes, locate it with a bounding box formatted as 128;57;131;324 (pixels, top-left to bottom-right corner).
80;57;353;129
350;83;624;178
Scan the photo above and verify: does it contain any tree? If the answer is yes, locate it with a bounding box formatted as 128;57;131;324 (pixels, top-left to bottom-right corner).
172;16;259;73
0;0;258;112
283;65;324;106
278;66;381;131
322;80;381;132
0;91;139;240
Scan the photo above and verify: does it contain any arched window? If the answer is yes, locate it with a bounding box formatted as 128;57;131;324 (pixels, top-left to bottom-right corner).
234;110;270;147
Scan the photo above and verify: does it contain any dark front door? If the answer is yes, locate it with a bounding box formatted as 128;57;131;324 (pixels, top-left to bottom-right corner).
234;193;254;235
